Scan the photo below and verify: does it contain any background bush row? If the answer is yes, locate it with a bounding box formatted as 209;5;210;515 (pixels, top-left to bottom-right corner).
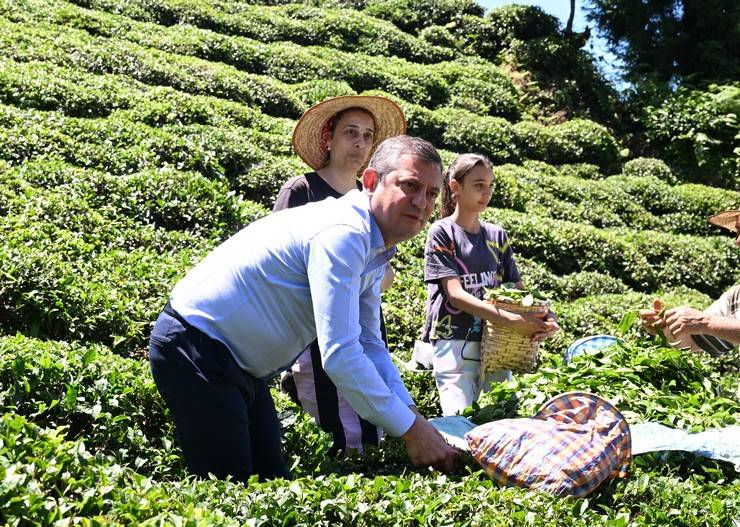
7;0;522;118
64;0;456;63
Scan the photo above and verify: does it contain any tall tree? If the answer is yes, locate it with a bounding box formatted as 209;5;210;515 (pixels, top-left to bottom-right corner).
584;0;740;86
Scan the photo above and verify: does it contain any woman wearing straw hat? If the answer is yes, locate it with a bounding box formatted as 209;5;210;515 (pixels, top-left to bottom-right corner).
639;209;740;355
273;95;406;454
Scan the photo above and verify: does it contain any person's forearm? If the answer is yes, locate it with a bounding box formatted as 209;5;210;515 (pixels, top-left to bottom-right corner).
705;316;740;345
447;288;516;325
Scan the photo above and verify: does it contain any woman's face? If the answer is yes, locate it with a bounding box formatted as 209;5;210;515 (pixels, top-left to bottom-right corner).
735;216;740;247
454;164;494;214
327;110;375;171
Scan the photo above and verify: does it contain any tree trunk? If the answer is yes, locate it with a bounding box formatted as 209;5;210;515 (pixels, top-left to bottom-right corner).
565;0;576;36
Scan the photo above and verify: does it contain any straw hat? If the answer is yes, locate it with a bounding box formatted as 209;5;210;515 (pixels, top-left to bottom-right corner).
292;95;407;171
707;209;740;233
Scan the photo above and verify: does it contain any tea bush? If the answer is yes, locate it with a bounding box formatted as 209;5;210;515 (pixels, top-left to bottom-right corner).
68;0;456;63
0;335;184;478
622;156;677;185
6;0;524;117
0;15;305;118
643;84;740;190
363;0;483;34
0;104;285;181
485;209;739;297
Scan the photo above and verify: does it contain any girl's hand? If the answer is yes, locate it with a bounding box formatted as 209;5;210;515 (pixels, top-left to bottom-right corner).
531;318;560;342
503;310;550;336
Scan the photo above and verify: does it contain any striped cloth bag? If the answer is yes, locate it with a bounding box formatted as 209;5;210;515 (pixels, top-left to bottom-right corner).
465;392;631;497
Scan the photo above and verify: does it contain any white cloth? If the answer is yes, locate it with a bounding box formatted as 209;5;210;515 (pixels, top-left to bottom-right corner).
432;339;511;416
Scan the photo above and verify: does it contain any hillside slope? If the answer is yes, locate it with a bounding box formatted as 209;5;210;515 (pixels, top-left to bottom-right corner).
0;0;738;524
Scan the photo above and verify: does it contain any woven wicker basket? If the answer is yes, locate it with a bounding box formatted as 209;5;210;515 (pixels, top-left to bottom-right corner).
481;299;548;374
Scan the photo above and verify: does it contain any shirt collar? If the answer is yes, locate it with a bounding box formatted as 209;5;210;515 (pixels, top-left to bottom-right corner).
345;189;397;266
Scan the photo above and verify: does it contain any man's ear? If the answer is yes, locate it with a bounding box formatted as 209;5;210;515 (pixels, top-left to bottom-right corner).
362;167;379;194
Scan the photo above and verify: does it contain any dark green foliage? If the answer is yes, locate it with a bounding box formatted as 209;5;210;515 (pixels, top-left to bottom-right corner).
0;104;284;181
0;335;185;478
0;15;305;118
0;159;270;352
485;4;560;43
489;163;739;236
486;208;739;297
474;341;738;431
69;0;456;63
621;157;676;185
642;84;740;190
363;0;483;34
506;36;621;126
584;0;740;86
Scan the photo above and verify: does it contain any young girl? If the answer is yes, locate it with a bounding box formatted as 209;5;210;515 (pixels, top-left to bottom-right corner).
421;153;559;416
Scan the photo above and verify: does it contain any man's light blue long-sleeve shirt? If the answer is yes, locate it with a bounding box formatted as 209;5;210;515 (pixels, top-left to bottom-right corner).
170;190;416;437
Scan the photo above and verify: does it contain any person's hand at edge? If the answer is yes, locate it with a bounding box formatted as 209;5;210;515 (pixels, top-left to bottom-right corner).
402;411;459;473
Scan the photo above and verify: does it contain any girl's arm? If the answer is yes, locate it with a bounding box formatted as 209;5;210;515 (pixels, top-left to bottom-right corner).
440;276;550;336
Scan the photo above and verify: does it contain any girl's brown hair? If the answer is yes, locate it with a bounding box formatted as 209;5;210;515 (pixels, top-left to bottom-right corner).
440;153;492;217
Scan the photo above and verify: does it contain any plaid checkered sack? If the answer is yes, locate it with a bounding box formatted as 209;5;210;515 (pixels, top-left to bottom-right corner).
465;392;631;497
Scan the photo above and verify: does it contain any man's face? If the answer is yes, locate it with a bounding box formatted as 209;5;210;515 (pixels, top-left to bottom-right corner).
364;154;442;247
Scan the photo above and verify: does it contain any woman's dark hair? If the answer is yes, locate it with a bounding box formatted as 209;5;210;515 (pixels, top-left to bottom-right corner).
440;153;492;218
330;106;375;135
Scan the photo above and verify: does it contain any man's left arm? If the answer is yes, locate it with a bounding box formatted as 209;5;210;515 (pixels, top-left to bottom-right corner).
358;274;414;407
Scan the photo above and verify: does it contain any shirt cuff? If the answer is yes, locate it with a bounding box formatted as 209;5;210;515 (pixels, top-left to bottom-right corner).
381;397;417;437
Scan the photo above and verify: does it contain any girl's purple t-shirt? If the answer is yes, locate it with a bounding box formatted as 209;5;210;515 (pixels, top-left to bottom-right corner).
422;217;520;342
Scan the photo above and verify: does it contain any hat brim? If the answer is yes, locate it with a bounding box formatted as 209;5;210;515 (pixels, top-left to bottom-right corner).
707;210;740;233
292;95;407;171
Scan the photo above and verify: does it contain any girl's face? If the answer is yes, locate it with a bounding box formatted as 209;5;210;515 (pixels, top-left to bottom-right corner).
454;164;494;213
327;110;375;171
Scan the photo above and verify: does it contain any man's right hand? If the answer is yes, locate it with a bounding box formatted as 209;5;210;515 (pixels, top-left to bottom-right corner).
401;414;459;472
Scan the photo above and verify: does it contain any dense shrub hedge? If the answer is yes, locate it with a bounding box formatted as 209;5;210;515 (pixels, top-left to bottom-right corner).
67;0;456;63
368;91;620;169
363;0;483;34
0;58;294;136
0;103;287;180
0;335;184;478
505;36;621;125
476;338;738;432
643;84;740;190
0;15;305;118
622;156;676;185
485;3;560;44
0;159;270;351
3;408;739;526
491;163;740;236
5;1;521;117
483;209;739;297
